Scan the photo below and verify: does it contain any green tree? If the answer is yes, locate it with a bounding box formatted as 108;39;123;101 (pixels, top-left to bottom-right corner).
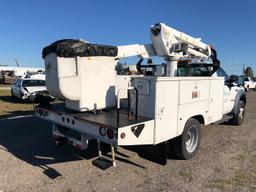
243;66;254;77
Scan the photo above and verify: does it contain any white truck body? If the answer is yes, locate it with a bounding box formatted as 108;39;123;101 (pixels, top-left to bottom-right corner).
120;76;224;145
36;76;224;146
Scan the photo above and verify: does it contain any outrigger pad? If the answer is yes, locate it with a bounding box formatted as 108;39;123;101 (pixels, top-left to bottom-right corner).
92;157;113;170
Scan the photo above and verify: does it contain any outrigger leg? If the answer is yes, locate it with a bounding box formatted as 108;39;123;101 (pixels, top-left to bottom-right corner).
111;144;116;167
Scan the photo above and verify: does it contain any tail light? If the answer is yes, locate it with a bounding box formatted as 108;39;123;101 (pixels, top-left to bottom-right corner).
107;129;114;139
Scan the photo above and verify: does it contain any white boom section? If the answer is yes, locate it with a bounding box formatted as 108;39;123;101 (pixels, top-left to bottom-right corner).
115;23;212;77
150;23;212;77
150;23;211;58
116;24;211;60
117;44;156;59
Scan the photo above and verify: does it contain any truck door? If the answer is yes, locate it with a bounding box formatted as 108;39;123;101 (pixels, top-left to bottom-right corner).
214;67;234;114
13;79;22;97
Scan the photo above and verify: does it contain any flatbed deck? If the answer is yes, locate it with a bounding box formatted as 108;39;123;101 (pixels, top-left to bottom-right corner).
39;102;152;129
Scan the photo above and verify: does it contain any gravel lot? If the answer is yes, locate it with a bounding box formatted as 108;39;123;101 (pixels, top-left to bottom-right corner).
0;92;255;192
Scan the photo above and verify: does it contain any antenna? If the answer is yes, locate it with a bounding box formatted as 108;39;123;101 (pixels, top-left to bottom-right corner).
14;57;19;67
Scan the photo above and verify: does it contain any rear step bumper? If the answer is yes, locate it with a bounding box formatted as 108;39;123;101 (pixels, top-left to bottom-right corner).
35;104;155;146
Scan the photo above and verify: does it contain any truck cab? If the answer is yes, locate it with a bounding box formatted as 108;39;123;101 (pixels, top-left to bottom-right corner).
212;67;246;122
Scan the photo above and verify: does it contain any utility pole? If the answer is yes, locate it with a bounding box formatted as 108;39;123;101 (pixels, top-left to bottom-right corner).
14;57;19;67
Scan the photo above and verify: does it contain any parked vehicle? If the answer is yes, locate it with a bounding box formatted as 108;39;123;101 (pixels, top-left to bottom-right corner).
11;78;50;102
36;23;246;167
26;73;45;80
243;76;256;91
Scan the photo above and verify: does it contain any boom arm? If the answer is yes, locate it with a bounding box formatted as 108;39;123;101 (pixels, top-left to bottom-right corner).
150;23;211;58
117;44;156;59
116;23;215;76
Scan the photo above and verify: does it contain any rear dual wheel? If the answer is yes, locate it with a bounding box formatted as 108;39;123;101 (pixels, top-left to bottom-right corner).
169;118;201;159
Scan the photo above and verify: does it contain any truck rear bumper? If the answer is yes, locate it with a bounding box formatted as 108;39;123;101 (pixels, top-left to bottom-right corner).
35;103;154;146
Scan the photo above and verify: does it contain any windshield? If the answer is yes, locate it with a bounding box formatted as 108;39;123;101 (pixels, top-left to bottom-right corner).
22;80;45;87
215;67;229;81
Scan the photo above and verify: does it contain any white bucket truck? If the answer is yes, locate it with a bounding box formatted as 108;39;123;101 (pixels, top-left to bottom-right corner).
36;23;246;167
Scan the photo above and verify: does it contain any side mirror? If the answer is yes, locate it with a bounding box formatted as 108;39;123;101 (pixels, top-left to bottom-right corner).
225;78;234;84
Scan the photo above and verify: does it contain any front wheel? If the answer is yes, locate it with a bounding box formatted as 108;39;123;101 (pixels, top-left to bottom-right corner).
170;118;201;160
230;101;245;126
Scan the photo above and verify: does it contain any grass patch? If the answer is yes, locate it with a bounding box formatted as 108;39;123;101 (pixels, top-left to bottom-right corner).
232;153;247;162
159;181;170;191
0;87;34;118
144;178;152;184
231;172;248;186
179;169;193;182
0;89;10;96
208;171;249;190
207;178;226;190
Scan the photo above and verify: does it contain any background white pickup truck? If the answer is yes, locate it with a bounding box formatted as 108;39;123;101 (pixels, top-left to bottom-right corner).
243;77;256;92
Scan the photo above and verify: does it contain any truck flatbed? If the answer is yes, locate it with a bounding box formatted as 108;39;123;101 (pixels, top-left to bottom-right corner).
38;102;152;130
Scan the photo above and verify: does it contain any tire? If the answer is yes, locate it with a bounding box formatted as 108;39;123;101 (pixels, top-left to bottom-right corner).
170;118;201;160
10;89;15;97
230;101;245;126
254;86;256;92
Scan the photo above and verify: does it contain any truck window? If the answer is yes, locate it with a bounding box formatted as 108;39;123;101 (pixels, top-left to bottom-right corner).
244;77;249;81
177;66;212;76
22;80;46;87
216;68;229;81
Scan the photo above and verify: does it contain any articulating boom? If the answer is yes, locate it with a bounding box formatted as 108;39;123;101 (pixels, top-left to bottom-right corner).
150;23;211;59
117;23;216;76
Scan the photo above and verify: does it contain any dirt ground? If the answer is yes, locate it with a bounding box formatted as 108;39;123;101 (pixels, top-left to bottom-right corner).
0;92;255;192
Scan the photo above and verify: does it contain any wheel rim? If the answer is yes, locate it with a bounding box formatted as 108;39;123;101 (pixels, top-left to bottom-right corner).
239;107;245;119
185;126;198;153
